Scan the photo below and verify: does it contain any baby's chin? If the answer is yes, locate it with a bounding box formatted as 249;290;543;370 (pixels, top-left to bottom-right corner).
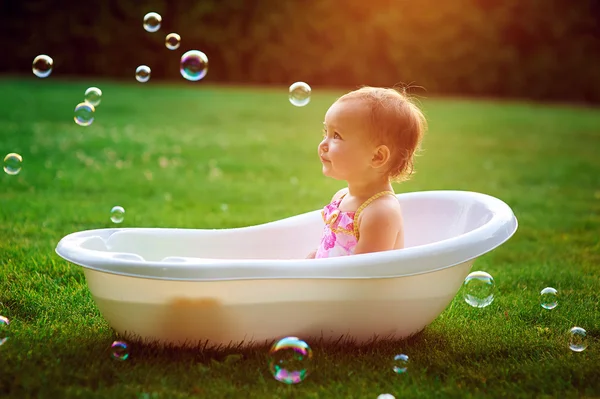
321;164;333;178
321;165;345;181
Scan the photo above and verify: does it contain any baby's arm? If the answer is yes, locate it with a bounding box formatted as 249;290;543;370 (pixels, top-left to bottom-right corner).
353;201;403;255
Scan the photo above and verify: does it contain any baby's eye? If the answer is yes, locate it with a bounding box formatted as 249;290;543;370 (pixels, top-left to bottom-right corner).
321;129;341;139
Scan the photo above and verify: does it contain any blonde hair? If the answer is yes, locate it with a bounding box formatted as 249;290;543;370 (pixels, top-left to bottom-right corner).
337;86;427;183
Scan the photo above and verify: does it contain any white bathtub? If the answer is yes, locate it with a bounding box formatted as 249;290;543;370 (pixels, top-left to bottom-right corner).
55;190;517;347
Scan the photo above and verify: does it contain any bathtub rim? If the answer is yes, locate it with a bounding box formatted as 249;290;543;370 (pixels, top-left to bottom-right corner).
69;242;500;282
55;190;518;281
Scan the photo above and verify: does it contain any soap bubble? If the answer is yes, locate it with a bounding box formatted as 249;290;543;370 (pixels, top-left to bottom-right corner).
3;153;22;175
568;327;587;352
84;87;102;107
165;33;181;50
180;50;208;81
111;206;125;224
32;55;53;78
268;336;313;384
463;271;495;308
136;65;151;83
540;287;558;310
143;12;161;32
74;102;95;126
392;354;409;374
111;341;130;361
0;316;9;346
289;82;311;107
377;395;395;399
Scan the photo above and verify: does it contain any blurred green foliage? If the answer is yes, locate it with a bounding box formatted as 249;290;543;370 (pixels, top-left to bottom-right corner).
1;0;599;102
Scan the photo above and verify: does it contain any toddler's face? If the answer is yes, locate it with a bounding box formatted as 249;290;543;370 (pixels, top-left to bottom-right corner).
318;99;375;181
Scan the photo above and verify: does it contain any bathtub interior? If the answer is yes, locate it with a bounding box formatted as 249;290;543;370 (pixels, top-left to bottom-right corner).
80;192;495;262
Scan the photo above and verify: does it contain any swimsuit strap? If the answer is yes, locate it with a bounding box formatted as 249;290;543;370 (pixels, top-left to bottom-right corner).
353;190;396;239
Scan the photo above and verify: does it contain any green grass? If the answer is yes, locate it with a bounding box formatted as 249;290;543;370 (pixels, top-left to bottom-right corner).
0;77;599;398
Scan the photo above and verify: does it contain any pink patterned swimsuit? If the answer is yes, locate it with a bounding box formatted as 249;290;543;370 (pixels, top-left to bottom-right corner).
315;190;396;258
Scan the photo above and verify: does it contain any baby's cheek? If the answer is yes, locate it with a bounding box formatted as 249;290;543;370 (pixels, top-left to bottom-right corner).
328;147;341;158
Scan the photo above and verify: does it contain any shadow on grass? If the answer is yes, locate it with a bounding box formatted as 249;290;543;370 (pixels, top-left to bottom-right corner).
114;327;442;364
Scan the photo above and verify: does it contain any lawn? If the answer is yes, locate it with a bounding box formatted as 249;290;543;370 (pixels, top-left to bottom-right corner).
0;77;599;398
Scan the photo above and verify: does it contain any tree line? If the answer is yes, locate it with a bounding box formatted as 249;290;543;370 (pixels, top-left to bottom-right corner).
1;0;598;103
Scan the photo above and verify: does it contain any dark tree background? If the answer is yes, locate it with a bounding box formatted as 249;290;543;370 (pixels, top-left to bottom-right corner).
1;0;599;103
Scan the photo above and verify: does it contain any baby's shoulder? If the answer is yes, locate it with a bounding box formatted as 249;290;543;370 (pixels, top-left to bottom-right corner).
330;187;349;202
358;194;403;223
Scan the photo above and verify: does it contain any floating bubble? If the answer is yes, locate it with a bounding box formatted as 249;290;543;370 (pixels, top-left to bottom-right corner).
268;336;313;384
463;271;495;308
0;316;9;346
111;206;125;224
540;287;558;310
74;102;95;126
84;87;102;107
165;33;181;50
568;327;587;352
289;82;311;107
32;55;53;78
111;341;130;361
377;395;395;399
143;12;161;32
392;354;409;374
3;153;22;175
180;50;208;81
136;65;151;83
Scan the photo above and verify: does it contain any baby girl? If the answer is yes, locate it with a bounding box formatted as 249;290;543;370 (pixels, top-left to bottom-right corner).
307;86;427;259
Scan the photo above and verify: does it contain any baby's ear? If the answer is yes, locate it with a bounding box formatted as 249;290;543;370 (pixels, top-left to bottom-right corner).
371;145;391;167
